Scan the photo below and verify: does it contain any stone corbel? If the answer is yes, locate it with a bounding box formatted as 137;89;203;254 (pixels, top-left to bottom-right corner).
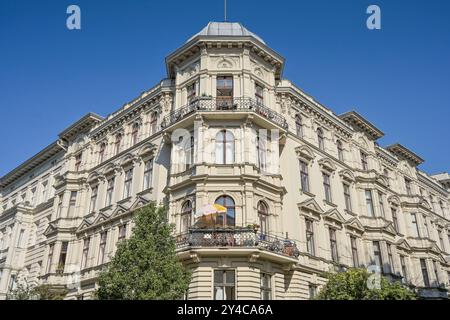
249;253;260;263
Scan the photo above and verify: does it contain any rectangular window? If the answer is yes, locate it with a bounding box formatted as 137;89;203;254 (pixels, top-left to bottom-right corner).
365;190;374;217
81;238;90;269
373;241;383;273
400;255;408;283
106;178;115;207
143;159;153;191
46;244;54;274
255;84;264;104
350;236;359;268
260;273;272;300
343;183;352;212
98;232;108;265
421;259;430;287
305;219;315;256
89;187;98;213
57;242;68;274
214;270;235;300
299;161;310;193
187;82;197;103
309;284;317;300
405;178;412;196
433;261;440;287
378;192;385;217
410;213;420;238
361;151;369;170
387;244;394;274
68;191;77;217
118;225;127;242
323;173;332;203
391;208;399;233
329;228;338;263
216;76;233;109
75;153;82;172
123;169;133;199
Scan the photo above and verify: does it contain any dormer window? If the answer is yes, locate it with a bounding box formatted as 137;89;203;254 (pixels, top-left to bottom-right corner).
255;84;264;105
217;76;233;109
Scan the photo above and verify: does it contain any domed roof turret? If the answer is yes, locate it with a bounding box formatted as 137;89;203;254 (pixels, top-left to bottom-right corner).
187;22;266;44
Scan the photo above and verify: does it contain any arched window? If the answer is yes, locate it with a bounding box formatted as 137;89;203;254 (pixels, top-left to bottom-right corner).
115;134;122;155
257;201;269;240
181;201;192;233
215;196;235;227
317;128;324;151
215;130;235;165
336;140;344;161
295;114;303;138
99;142;106;163
131;123;140;146
150;112;158;135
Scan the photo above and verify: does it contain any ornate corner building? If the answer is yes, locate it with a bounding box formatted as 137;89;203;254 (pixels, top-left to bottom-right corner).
0;22;449;300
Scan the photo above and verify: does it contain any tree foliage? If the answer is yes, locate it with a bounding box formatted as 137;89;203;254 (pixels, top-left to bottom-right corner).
96;203;191;300
316;268;417;300
7;279;67;300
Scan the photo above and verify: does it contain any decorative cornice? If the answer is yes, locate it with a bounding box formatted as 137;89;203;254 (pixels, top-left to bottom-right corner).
58;113;104;142
339;111;384;141
386;143;424;167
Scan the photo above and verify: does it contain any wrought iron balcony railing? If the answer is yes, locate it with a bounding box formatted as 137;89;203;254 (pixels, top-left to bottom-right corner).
176;227;300;258
161;97;289;130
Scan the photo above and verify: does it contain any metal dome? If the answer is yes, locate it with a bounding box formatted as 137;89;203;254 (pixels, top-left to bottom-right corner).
187;22;266;44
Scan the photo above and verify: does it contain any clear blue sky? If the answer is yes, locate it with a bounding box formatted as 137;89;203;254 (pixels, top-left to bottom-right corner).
1;0;449;177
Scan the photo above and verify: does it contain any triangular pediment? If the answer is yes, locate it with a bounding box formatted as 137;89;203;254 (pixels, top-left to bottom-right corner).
298;198;324;215
323;208;345;224
396;239;412;252
344;217;365;233
76;218;93;233
111;204;129;218
92;211;111;225
129;195;150;211
382;222;397;236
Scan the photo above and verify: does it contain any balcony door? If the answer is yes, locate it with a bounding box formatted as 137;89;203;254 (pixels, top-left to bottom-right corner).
215;196;236;227
216;76;233;109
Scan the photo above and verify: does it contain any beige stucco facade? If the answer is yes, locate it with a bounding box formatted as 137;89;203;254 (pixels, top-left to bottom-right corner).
1;22;449;300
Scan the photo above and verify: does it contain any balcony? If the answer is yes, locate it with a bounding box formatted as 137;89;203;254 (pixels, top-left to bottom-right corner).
176;227;300;259
161;97;289;130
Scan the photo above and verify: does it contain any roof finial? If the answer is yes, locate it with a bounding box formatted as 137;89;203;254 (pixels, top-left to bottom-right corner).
224;0;227;22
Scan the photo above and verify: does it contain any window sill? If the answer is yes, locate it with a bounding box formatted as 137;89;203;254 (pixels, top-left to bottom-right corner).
300;190;315;198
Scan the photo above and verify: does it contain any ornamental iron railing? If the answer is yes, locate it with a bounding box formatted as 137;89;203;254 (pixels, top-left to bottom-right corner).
176;227;300;258
161;97;288;130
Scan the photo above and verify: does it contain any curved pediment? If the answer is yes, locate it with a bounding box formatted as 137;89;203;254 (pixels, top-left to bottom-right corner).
375;174;389;187
339;169;355;183
295;145;315;162
138;143;157;158
318;158;337;172
387;195;401;206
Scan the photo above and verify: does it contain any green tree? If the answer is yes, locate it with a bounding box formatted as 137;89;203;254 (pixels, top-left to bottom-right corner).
7;278;67;300
96;203;191;300
316;268;417;300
